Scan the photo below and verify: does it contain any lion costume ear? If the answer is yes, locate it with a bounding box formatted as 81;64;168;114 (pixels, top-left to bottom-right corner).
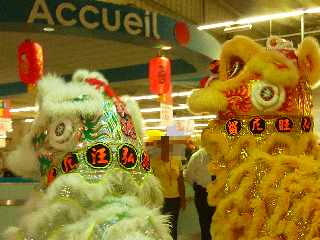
297;37;320;87
219;35;264;81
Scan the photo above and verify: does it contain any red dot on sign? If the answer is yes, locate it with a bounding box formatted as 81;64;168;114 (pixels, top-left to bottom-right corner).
175;22;190;46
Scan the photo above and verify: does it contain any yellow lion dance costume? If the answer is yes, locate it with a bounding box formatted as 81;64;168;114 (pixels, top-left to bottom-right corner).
187;35;320;239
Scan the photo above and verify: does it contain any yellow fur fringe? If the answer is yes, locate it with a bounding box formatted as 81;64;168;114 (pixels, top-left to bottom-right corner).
298;37;320;87
219;35;264;81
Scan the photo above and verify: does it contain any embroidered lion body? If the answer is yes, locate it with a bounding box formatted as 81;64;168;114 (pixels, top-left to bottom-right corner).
188;36;320;239
4;70;171;240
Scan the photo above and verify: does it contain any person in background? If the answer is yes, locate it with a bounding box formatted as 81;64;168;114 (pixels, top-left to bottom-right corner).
184;137;198;165
2;168;15;177
184;137;216;240
150;136;186;240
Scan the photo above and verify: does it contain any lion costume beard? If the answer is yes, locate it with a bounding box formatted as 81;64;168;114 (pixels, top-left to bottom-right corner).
4;70;171;240
188;36;320;239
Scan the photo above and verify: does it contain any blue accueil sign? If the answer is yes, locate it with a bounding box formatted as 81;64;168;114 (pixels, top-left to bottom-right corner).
0;0;220;59
0;0;221;96
26;0;160;39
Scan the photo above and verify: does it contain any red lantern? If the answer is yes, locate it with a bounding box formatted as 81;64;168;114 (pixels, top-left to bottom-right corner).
18;39;43;85
148;56;171;94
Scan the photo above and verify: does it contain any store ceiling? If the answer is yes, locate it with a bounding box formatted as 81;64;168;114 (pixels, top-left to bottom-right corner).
4;0;320;150
0;31;167;84
0;30;202;122
203;0;320;46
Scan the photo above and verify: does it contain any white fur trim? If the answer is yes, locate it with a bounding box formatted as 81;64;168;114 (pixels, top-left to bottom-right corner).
72;69;109;84
140;174;164;208
3;227;20;240
38;74;104;117
5;134;39;179
10;170;170;239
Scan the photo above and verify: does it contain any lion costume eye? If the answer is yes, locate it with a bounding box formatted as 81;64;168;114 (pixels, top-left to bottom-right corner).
228;57;245;79
251;81;286;112
49;119;75;150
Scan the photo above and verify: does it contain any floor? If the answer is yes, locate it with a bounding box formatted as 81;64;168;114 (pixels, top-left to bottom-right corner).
178;183;201;240
0;181;202;240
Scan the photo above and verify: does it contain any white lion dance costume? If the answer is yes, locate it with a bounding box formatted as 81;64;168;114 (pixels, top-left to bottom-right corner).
188;35;320;239
4;70;172;240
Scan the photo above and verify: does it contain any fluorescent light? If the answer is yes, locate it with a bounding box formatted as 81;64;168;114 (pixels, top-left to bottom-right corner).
198;9;306;30
194;129;203;133
237;10;303;25
312;80;320;90
10;106;39;113
174;114;216;121
143;126;167;130
304;7;320;14
43;27;55;32
141;107;161;113
191;134;201;138
144;119;162;123
171;91;192;97
194;123;208;127
198;21;236;30
161;46;172;50
143;122;208;130
141;104;189;113
144;114;216;123
132;91;192;101
131;94;158;101
24;118;35;123
224;24;252;32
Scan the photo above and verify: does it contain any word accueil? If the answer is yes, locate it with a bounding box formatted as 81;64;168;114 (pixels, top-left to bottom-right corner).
27;0;160;39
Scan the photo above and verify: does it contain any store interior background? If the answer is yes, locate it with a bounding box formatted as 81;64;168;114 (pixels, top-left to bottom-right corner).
2;0;320;239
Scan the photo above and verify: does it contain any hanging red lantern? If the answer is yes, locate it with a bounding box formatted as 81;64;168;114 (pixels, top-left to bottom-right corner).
18;39;43;85
148;56;171;94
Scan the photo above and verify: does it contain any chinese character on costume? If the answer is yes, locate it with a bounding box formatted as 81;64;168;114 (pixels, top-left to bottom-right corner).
187;35;320;239
4;70;172;240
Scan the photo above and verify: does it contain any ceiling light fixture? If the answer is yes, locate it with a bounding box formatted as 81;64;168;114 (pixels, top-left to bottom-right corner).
10;106;39;113
131;91;192;101
194;123;208;127
304;7;320;14
10;92;193;113
43;27;55;32
131;94;158;101
144;114;217;123
140;104;189;113
224;24;252;32
198;8;309;30
161;45;172;50
143;126;167;130
24;118;35;123
193;129;204;133
143;123;208;130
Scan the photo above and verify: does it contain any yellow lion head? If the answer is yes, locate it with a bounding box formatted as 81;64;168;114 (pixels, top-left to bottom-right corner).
188;35;320;119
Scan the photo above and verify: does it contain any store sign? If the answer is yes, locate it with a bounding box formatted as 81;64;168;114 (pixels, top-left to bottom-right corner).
0;99;12;148
160;103;173;126
27;0;160;39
